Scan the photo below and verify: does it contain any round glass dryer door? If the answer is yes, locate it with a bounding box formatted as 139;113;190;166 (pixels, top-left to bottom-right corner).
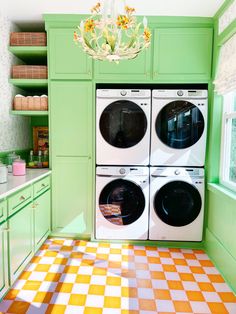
99;179;145;226
156;101;204;149
154;181;202;227
100;100;147;148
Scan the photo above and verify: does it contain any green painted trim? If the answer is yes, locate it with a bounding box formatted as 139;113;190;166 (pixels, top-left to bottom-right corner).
9;79;48;89
206;94;223;182
11;110;48;116
208;183;236;201
44;14;213;30
205;228;236;293
214;0;234;19
48;233;91;240
218;19;236;46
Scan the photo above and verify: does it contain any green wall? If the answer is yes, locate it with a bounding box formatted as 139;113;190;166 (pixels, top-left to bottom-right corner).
205;0;236;293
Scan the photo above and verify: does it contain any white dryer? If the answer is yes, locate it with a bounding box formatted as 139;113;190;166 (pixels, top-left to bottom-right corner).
96;89;151;165
95;166;149;240
150;89;208;167
149;167;204;241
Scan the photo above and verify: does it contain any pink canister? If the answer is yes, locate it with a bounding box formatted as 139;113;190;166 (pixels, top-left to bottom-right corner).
13;159;26;176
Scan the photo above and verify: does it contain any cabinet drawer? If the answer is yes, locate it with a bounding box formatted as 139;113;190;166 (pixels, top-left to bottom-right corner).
8;186;33;217
34;176;50;198
0;200;7;224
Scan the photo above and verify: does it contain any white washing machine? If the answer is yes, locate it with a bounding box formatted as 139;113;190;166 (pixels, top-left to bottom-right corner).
96;89;151;165
95;166;149;240
149;167;204;241
150;89;208;167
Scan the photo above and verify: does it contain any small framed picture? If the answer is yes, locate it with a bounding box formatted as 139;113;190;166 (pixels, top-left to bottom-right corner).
33;126;49;153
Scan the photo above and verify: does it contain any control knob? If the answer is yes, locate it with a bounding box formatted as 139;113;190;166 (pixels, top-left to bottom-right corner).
119;168;126;175
175;169;180;175
177;90;184;96
120;90;127;96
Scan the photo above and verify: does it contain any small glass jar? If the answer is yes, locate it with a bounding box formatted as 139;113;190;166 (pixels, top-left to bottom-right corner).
13;159;26;176
6;152;19;173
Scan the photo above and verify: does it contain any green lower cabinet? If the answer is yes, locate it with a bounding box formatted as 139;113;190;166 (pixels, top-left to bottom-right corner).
8;203;34;284
153;28;213;82
52;156;92;236
0;223;9;299
33;189;51;251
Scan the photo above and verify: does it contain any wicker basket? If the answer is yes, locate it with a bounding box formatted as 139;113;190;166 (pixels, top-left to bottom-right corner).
12;65;48;79
10;32;47;46
13;95;48;111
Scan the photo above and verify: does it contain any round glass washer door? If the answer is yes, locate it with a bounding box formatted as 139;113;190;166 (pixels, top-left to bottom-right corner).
100;100;147;148
156;100;205;149
154;181;202;227
99;179;145;226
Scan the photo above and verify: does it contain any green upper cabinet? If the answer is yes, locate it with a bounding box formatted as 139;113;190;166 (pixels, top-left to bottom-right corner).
94;47;152;81
50;81;93;156
48;28;92;80
153;28;213;82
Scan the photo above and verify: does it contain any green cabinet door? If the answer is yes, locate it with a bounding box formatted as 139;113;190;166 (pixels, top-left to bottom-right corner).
94;47;152;81
153;28;213;82
8;203;33;284
52;156;92;235
48;28;92;79
50;81;93;156
34;190;51;251
0;223;9;300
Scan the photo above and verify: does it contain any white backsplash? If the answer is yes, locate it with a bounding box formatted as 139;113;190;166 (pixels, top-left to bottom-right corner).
0;14;31;152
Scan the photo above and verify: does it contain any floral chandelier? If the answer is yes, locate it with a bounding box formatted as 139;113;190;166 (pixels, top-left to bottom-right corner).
74;0;151;62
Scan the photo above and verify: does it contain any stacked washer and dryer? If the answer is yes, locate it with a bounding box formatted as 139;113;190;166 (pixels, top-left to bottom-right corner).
95;88;207;242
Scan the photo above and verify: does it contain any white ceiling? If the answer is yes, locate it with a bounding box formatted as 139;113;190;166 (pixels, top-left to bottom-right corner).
3;0;224;23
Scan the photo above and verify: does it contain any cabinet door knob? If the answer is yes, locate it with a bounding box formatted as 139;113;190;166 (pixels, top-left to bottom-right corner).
19;195;25;201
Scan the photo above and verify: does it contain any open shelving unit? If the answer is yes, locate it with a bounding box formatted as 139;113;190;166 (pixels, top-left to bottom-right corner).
9;42;48;114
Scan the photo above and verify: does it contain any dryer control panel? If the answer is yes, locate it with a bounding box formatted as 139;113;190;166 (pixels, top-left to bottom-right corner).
97;166;149;177
151;167;204;178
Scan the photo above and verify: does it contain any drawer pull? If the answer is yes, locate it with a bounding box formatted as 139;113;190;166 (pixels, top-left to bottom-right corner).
36;183;49;194
12;195;31;211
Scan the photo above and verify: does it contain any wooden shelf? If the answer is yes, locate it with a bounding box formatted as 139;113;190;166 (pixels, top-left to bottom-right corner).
9;79;48;90
9;46;47;64
11;110;48;116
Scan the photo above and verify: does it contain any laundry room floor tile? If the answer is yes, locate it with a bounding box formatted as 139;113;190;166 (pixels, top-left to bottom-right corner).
0;238;236;314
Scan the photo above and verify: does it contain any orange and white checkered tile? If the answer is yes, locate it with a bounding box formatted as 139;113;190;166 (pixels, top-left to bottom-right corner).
0;238;236;314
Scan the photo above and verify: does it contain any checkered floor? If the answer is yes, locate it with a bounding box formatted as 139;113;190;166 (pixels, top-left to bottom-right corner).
0;239;236;314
